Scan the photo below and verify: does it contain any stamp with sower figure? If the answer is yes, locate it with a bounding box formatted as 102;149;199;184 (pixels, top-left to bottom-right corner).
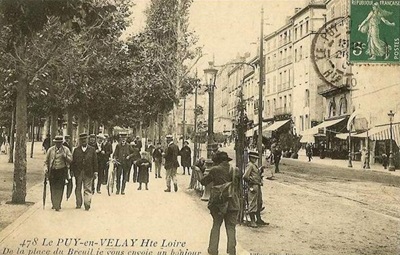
350;0;400;63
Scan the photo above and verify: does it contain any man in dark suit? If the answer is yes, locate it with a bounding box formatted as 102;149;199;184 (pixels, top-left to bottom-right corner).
101;134;113;185
70;133;98;211
113;133;137;195
164;135;180;192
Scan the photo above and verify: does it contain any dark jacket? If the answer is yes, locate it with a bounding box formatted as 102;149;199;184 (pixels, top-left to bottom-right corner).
152;148;163;162
113;143;137;164
71;145;98;178
180;145;192;167
62;141;72;152
164;142;180;169
101;141;113;161
200;161;241;211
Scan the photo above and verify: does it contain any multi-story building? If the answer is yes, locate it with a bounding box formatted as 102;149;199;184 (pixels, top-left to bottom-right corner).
292;2;326;135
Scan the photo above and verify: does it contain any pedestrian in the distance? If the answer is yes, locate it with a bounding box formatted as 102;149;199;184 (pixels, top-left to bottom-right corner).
244;151;268;228
113;133;137;195
164;135;180;192
136;151;151;190
101;134;113;185
70;133;98;211
272;143;282;173
152;142;163;178
44;135;72;211
198;151;241;255
306;142;313;162
63;135;73;152
42;134;51;153
180;141;192;175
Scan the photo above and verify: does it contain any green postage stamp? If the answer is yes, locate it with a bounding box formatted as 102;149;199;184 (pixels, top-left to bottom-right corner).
350;0;400;63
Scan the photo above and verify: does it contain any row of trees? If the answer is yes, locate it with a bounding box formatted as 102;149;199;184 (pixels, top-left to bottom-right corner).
0;0;201;203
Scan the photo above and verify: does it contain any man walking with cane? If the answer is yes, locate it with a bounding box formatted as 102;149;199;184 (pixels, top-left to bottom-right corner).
44;136;72;211
164;135;180;192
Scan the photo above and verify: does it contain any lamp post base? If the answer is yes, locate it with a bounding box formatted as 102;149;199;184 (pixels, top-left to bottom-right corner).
201;159;215;201
348;152;353;168
389;154;395;171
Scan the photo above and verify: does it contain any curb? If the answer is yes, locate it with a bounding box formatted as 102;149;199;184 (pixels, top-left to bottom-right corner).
0;183;42;245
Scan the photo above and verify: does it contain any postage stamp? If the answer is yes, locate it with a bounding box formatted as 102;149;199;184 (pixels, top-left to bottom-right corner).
349;0;400;63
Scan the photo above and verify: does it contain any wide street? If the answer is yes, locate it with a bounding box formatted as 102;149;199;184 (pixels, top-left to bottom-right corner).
0;142;400;255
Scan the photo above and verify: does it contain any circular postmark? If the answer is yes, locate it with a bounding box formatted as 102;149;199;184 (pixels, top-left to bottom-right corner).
311;16;357;89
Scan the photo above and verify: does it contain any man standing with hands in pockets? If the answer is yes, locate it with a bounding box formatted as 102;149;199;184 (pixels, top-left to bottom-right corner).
71;133;98;211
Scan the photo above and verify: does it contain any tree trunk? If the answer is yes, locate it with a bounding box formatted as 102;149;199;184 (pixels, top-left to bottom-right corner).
66;109;73;138
12;78;27;204
8;106;16;163
36;124;41;141
50;112;57;147
30;116;35;158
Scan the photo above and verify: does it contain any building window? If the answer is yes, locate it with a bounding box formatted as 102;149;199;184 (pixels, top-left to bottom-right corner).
284;96;287;112
339;96;348;115
299;46;303;60
289;94;292;110
273;76;276;93
300;24;303;38
329;98;337;118
273;99;276;113
294;27;298;40
305;89;310;107
288;70;291;88
305;114;309;129
305;20;309;34
295;49;298;62
300;116;304;131
267;78;270;94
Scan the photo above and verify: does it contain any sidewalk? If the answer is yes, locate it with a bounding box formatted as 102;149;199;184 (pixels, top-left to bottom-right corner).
0;170;249;254
286;150;400;177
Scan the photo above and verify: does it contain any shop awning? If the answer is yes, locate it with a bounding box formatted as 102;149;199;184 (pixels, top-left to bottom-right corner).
354;123;400;145
301;117;347;136
263;119;291;138
300;134;315;143
246;123;270;137
335;132;359;140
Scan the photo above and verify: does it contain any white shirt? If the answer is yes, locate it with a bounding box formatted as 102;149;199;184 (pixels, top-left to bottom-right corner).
82;146;88;152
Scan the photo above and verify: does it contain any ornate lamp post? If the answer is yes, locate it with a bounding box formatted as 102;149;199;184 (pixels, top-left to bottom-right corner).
204;61;218;159
388;110;395;171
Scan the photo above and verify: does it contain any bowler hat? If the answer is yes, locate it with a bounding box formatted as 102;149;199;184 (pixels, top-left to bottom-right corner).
212;151;232;163
53;135;63;143
248;151;259;159
119;132;128;138
89;134;96;139
166;135;173;139
79;133;88;139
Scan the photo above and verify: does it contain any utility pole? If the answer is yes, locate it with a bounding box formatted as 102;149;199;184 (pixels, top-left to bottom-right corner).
182;97;186;147
257;7;264;166
193;80;198;165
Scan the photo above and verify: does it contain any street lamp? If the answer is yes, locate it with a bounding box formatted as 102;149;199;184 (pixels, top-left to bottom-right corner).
204;61;218;159
388;110;395;171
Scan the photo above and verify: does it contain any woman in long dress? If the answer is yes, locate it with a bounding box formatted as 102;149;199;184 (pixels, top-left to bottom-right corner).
358;3;395;60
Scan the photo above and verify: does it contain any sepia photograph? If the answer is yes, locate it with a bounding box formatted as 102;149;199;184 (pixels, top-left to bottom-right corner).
0;0;399;254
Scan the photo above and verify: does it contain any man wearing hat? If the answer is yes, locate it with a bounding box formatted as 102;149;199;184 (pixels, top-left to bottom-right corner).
44;135;72;211
243;151;268;227
70;133;98;211
100;134;113;185
164;135;180;192
113;133;138;195
198;151;241;255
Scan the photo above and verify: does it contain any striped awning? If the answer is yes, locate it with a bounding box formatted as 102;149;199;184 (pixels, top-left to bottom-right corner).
355;123;400;145
263;119;291;138
301;117;347;136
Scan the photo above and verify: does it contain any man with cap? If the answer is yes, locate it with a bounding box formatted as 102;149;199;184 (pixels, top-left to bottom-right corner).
44;135;72;211
198;151;241;255
164;135;180;192
95;134;108;193
243;151;268;227
113;133;138;195
70;133;98;211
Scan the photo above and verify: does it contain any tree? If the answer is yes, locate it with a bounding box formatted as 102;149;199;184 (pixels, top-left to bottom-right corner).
0;0;131;204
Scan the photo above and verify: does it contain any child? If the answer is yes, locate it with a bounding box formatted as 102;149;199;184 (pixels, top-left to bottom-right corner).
136;151;151;190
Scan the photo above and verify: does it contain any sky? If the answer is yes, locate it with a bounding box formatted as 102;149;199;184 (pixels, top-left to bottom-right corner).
125;0;308;73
